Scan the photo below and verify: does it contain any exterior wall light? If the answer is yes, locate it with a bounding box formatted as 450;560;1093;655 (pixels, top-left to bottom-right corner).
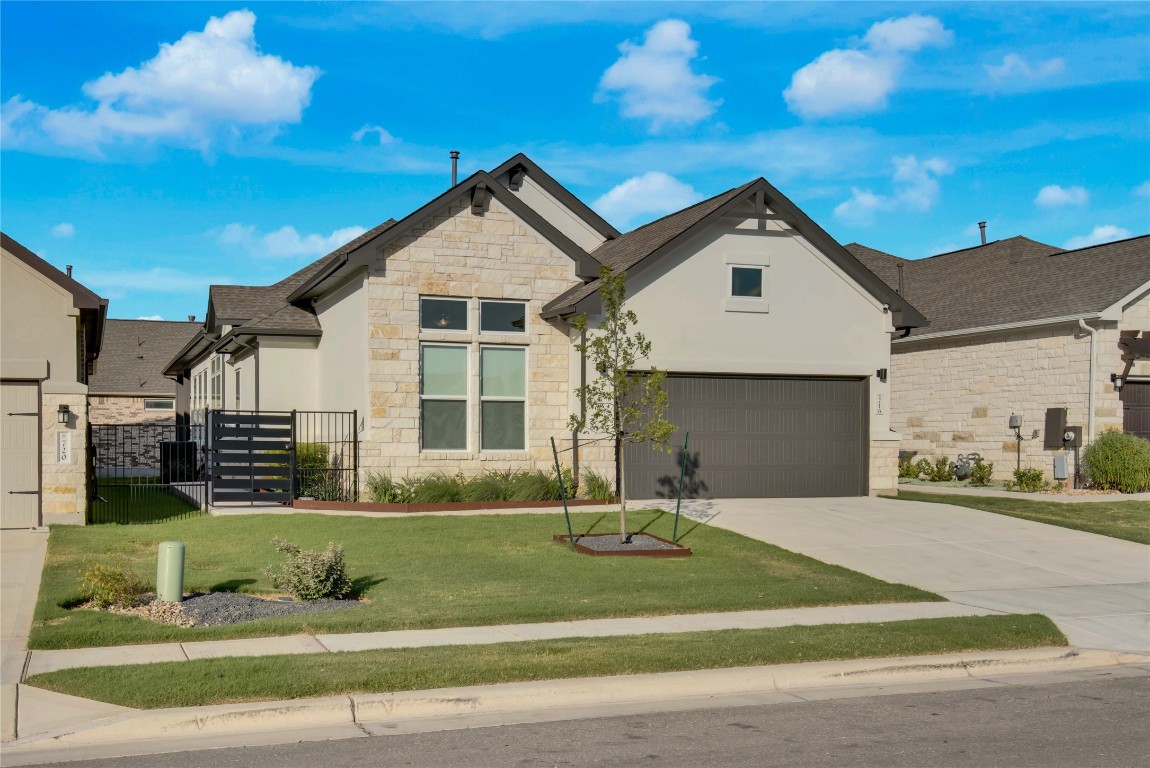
876;368;888;383
1111;373;1124;392
57;404;71;424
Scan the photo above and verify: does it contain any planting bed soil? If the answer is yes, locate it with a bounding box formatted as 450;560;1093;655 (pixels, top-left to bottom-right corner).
294;498;616;513
554;532;692;557
87;591;362;628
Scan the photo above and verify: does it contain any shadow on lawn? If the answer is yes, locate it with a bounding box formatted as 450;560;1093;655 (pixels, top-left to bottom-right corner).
209;578;257;593
350;576;387;597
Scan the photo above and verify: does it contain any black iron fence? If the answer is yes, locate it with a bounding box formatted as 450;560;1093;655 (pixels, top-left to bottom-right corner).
89;423;207;524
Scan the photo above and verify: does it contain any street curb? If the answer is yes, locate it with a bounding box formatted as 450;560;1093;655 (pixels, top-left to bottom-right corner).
4;646;1145;757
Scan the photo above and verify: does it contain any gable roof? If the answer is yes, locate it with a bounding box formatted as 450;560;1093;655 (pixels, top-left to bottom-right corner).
490;153;622;240
846;235;1150;338
89;319;201;396
541;179;928;330
289;168;601;302
2;231;109;359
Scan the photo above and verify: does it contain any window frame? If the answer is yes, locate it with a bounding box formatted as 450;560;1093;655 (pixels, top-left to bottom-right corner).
419;343;470;452
729;265;765;298
143;398;175;411
479;299;528;335
479;345;527;452
420;296;470;333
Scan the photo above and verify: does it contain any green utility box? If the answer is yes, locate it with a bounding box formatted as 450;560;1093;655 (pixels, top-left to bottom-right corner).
157;541;185;602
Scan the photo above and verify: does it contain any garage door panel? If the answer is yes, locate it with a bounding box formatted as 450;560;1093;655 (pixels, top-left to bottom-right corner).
625;375;866;499
2;381;41;527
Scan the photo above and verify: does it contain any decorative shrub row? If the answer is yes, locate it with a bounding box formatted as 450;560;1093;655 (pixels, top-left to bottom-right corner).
364;468;614;504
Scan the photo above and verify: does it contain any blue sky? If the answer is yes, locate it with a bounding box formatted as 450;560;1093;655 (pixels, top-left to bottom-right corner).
2;2;1147;320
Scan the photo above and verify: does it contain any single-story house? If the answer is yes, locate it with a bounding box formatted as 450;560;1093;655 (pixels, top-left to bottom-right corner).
166;154;925;499
1;233;107;526
847;235;1150;481
88;319;203;424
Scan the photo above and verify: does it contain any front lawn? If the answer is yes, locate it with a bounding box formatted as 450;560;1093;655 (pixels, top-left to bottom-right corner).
33;510;939;650
887;491;1150;544
25;614;1064;708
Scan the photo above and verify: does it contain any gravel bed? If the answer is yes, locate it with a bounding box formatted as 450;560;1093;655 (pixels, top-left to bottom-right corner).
571;533;680;552
92;591;360;628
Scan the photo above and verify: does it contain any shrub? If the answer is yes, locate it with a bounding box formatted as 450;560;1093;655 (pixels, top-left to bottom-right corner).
898;454;921;479
1009;467;1046;493
365;471;410;503
927;456;954;482
509;469;564;502
969;457;994;487
263;537;351;601
579;469;615;501
1083;429;1150;493
407;472;465;503
461;470;515;502
80;560;148;609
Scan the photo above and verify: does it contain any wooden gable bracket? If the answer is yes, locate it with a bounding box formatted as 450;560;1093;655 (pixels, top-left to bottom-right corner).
508;166;526;191
471;182;492;215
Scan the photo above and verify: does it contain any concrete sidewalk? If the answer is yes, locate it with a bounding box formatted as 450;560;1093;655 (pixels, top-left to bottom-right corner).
1;530;48;744
894;483;1150;503
653;496;1150;654
24;600;998;676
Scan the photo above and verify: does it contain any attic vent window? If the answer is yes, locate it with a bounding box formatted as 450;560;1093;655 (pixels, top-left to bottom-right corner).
731;266;763;298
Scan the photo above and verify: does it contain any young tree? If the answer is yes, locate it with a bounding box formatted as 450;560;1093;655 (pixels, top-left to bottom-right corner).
569;267;675;541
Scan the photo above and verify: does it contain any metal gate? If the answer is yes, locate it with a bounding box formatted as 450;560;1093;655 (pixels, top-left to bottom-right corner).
207;410;359;505
89;423;207;524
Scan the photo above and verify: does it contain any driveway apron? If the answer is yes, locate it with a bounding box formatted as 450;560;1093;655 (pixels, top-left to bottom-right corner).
642;497;1150;654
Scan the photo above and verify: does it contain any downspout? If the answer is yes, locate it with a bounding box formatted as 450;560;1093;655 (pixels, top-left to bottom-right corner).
1078;319;1096;443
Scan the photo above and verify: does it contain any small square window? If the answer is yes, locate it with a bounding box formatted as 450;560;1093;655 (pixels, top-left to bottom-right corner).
420;297;468;331
480;301;527;333
731;267;763;298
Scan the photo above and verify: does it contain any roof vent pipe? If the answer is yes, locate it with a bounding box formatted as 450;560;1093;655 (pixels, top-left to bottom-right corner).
188;315;196;322
978;221;987;245
450;150;460;187
66;264;73;277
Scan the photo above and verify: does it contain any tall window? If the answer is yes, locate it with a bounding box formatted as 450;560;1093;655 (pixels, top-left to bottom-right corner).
210;356;222;409
420;345;468;450
235;369;242;408
480;347;525;450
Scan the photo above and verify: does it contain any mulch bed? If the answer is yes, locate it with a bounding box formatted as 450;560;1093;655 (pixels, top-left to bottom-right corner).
81;592;362;628
553;532;692;557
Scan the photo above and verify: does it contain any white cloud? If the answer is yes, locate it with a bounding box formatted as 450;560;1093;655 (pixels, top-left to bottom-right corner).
352;124;395;144
1134;181;1150;198
784;14;951;120
592;172;701;229
136;315;165;321
834;154;951;225
985;54;1065;84
1035;184;1089;208
1;10;319;154
1063;225;1132;250
219;222;368;258
596;19;720;132
52;222;75;238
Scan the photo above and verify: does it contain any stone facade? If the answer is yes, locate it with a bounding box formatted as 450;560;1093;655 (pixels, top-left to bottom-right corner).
40;391;87;520
891;298;1149;482
360;196;613;481
89;395;177;425
869;439;899;495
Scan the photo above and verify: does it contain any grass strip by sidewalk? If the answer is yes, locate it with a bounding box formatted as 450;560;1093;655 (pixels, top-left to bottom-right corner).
24;614;1064;709
886;491;1150;545
32;510;939;650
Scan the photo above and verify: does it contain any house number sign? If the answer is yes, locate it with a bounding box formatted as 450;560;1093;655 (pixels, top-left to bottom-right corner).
57;431;72;464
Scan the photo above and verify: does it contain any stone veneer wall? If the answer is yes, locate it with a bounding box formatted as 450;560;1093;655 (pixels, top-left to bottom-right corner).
360;196;614;482
41;391;87;519
89;395;177;425
869;439;899;495
890;320;1136;482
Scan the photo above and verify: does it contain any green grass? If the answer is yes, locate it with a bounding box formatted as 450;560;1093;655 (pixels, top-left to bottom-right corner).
888;491;1150;545
24;614;1065;709
32;510;939;650
90;481;202;525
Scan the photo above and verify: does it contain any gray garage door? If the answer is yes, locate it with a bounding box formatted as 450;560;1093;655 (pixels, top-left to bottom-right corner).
625;375;867;499
2;381;41;528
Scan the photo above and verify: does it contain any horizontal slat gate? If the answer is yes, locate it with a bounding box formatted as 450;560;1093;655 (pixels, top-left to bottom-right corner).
209;411;294;503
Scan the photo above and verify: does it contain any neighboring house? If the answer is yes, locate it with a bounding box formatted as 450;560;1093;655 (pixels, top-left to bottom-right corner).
848;235;1150;481
88;319;203;425
1;233;107;526
166;154;925;499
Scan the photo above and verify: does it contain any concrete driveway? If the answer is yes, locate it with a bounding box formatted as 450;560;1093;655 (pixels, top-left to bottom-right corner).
639;496;1150;654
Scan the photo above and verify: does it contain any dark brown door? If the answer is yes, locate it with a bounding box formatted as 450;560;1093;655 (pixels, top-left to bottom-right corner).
1122;381;1150;440
624;375;868;499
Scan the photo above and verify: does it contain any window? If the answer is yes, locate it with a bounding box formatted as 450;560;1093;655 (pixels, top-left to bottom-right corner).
235;370;242;408
480;301;527;334
210;357;223;409
144;399;175;410
480;347;526;450
731;266;763;298
420;297;468;331
420;345;468;450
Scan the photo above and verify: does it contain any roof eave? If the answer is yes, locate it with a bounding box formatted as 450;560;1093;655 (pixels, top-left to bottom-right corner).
894;312;1103;344
489;153;622;240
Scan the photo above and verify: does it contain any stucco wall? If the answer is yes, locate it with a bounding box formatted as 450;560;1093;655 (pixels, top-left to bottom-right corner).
501;174;608;253
359;195;607;481
890;293;1149;482
255;339;318;412
315;271;368;420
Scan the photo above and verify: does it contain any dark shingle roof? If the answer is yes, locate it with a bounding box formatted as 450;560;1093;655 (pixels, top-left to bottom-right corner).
846;235;1150;337
89;320;202;395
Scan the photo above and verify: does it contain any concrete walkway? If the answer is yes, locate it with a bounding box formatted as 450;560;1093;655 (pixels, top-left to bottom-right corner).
644;496;1150;654
894;482;1150;503
24;601;997;676
1;530;48;742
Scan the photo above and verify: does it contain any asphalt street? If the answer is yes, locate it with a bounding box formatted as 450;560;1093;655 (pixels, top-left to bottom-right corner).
30;676;1150;768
